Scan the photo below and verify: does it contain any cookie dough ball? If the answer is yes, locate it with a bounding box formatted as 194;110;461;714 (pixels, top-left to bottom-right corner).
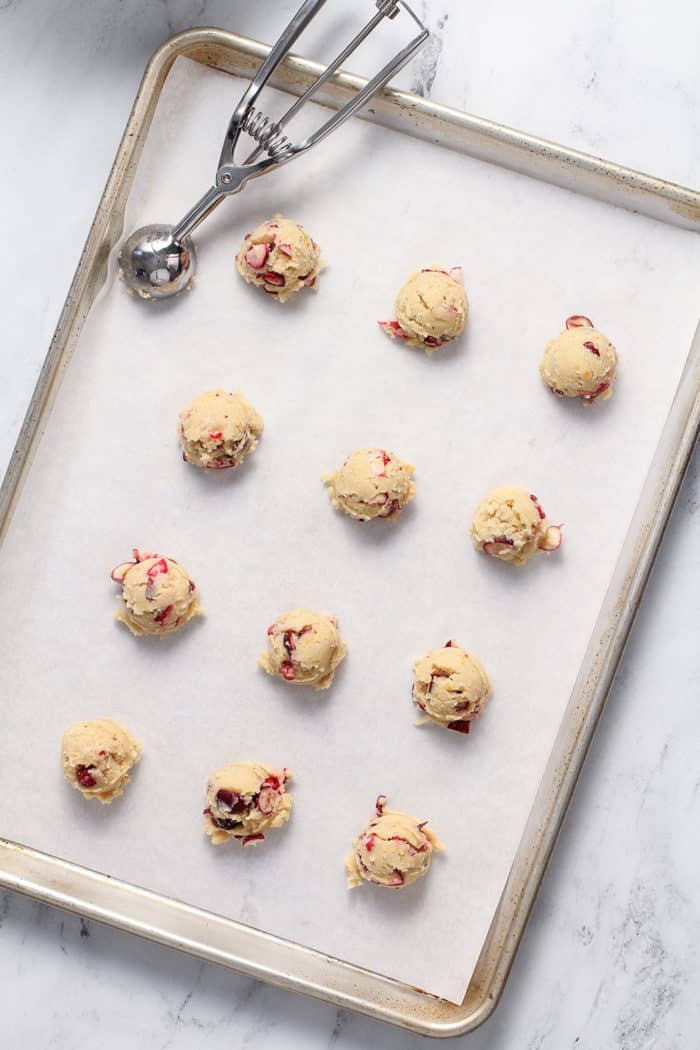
346;796;443;890
471;487;562;566
178;389;263;470
236;215;322;302
111;548;202;636
379;266;468;354
322;447;415;522
540;315;617;405
412;640;492;734
203;762;292;846
61;719;141;804
259;608;347;690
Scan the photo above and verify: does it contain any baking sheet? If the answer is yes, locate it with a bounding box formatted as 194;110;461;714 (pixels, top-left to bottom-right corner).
1;56;699;1004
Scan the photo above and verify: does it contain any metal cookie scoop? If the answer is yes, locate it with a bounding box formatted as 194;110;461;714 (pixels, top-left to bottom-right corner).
119;0;428;300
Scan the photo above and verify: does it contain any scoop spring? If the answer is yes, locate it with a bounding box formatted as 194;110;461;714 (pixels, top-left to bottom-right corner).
242;109;293;158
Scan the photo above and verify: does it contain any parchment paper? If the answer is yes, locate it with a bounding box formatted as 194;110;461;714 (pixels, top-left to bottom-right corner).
1;57;699;1003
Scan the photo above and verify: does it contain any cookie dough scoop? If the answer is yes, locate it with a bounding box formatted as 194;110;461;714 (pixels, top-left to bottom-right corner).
412;640;492;734
322;447;415;521
111;548;202;636
61;719;141;804
471;487;562;566
203;762;292;846
540;315;618;405
178;389;263;470
379;266;468;353
346;795;443;889
118;1;428;299
236;216;322;301
259;608;347;689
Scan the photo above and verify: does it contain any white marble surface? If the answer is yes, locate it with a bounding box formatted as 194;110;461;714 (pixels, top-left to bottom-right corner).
0;0;699;1045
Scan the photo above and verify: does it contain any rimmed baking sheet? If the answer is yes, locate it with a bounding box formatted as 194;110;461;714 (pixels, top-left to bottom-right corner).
1;38;699;1019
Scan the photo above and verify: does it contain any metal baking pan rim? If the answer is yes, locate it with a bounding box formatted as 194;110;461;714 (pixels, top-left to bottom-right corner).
1;28;698;1037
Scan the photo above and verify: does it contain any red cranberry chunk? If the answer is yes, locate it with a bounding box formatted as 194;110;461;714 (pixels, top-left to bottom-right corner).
76;765;97;788
216;789;247;815
283;630;296;655
213;815;244;830
262;271;285;286
241;833;265;846
565;315;593;329
244;243;270;270
146;558;168;580
530;494;546;519
256;786;279;815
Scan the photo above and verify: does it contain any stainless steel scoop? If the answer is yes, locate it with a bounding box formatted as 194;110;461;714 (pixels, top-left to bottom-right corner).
119;0;428;300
